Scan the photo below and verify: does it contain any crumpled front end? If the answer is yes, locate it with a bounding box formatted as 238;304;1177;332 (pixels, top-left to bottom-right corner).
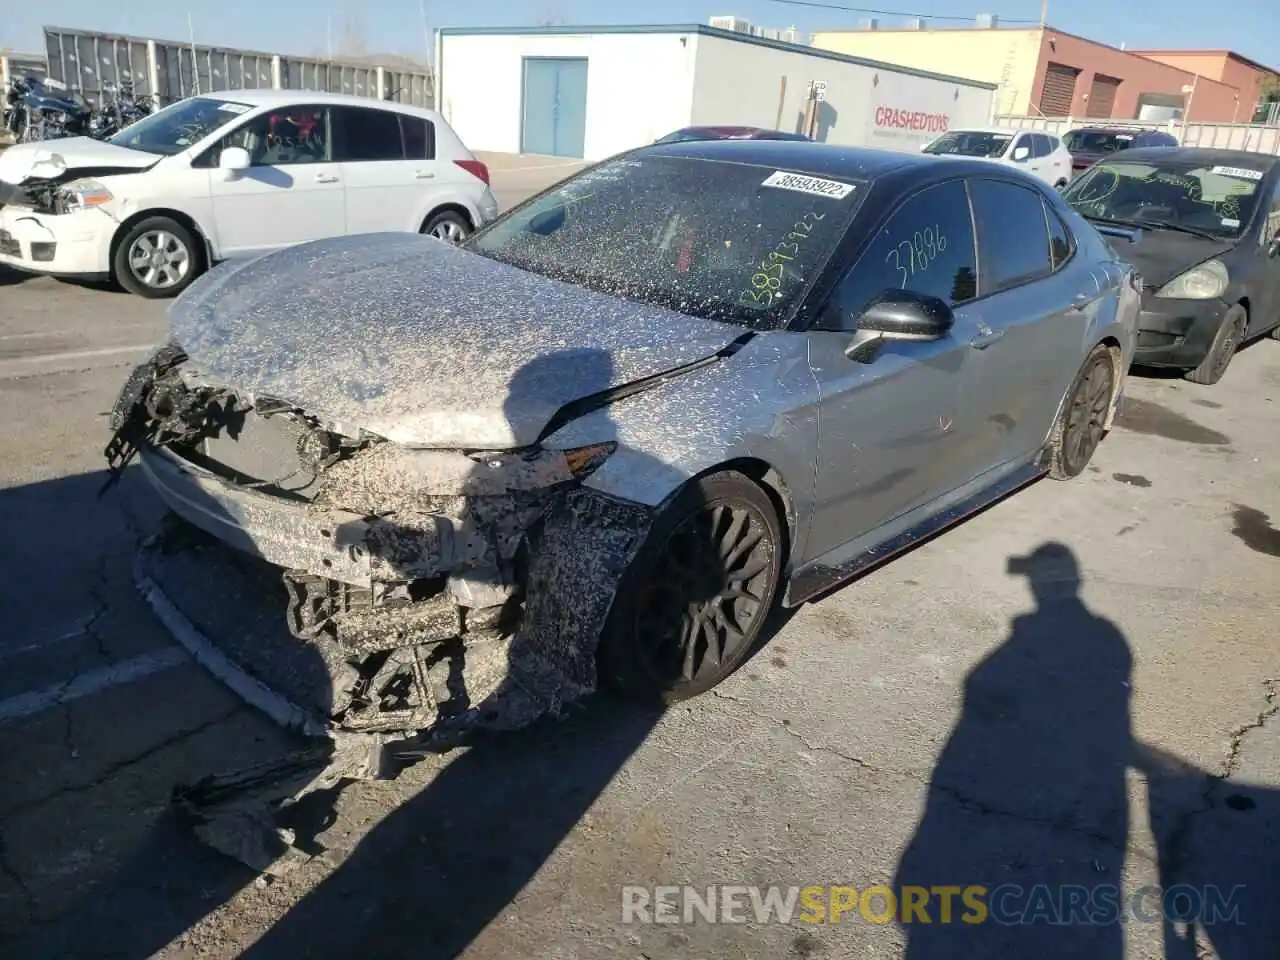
107;345;653;746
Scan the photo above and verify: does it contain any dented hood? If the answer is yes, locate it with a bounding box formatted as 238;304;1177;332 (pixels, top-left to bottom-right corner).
0;137;157;185
169;232;747;449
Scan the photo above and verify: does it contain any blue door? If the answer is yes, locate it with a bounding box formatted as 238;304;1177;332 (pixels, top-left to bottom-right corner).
521;57;589;158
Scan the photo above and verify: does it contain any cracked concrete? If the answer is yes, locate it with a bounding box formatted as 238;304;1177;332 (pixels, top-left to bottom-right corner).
1;160;1279;958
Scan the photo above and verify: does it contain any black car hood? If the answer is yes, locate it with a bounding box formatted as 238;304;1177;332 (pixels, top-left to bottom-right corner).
1115;227;1235;289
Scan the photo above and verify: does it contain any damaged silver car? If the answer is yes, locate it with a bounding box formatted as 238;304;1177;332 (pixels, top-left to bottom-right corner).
107;141;1138;839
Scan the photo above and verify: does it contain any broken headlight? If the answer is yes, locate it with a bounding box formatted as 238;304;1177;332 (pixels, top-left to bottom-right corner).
559;442;616;479
57;178;114;214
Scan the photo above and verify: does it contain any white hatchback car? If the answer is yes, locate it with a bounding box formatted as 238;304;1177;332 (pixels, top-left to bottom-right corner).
0;89;499;297
921;127;1073;190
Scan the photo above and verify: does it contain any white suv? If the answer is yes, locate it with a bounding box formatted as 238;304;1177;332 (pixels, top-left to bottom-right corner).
921;127;1073;190
0;90;499;297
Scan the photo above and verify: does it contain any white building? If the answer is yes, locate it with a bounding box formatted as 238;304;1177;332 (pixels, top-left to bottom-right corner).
435;24;996;161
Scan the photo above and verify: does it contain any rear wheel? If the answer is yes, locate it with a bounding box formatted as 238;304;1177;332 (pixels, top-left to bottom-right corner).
420;209;471;243
598;471;783;702
1184;304;1247;385
1047;345;1116;480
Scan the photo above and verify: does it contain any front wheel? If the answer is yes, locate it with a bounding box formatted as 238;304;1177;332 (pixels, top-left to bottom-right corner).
1046;344;1116;480
598;471;784;702
1184;304;1247;385
113;216;203;298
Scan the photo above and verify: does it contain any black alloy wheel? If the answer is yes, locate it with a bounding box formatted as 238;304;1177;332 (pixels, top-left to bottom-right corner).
599;471;783;701
1048;345;1115;480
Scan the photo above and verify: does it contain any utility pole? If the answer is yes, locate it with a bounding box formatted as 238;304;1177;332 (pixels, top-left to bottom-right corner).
187;12;200;94
1039;0;1049;26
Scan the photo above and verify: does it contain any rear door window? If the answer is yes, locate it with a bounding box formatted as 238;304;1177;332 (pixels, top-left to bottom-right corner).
969;178;1053;292
832;179;979;323
333;106;405;161
400;115;436;160
1031;134;1052;159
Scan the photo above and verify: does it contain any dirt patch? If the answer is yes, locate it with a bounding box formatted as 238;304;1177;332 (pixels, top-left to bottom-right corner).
1114;397;1229;445
1112;473;1152;488
1230;505;1280;558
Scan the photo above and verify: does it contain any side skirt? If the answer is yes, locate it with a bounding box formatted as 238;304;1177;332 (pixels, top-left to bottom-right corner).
784;460;1046;607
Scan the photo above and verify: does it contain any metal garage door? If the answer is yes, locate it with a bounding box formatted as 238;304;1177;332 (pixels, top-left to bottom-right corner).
1039;63;1079;116
1087;74;1122;118
521;57;589;158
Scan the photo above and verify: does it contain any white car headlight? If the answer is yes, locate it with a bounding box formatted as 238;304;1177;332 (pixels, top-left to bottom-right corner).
1155;259;1228;300
57;178;114;213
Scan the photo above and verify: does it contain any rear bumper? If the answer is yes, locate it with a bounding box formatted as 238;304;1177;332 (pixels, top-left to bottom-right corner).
1133;296;1228;368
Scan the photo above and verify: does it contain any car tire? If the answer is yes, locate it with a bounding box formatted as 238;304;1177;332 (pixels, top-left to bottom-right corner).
1047;344;1116;481
1054;179;1069;190
597;470;784;703
1184;304;1247;385
420;209;471;243
113;216;203;299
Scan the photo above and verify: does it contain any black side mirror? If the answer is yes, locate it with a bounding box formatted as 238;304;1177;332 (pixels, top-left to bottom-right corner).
844;291;954;363
527;205;566;236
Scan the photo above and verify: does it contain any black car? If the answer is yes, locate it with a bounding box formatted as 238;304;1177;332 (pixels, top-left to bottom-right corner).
1062;146;1280;384
1063;127;1179;177
654;125;811;144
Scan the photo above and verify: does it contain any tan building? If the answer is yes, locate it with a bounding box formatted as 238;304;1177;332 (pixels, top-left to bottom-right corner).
811;22;1274;123
1126;49;1280;123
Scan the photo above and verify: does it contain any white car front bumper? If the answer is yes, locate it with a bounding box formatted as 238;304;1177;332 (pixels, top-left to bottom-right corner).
0;204;114;277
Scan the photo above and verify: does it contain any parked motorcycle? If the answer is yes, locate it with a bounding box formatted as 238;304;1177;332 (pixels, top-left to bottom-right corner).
3;74;93;142
89;81;154;139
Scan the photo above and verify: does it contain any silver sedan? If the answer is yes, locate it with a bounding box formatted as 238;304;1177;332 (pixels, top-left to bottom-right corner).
107;139;1140;748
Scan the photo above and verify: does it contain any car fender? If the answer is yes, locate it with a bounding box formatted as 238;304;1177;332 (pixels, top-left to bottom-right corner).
541;331;819;561
102;165;220;259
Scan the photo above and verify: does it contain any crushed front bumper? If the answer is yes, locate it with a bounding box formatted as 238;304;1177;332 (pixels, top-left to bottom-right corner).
0;204;113;276
108;347;655;870
1134;296;1228;368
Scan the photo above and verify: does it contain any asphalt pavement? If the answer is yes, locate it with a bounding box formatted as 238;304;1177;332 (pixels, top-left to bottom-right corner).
0;155;1278;959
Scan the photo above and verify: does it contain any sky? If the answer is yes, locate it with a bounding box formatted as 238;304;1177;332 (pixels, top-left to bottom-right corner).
2;0;1277;70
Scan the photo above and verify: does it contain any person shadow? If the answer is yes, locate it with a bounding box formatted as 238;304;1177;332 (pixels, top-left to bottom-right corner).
893;542;1133;959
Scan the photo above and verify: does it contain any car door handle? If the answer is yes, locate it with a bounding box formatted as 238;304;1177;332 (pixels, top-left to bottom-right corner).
414;170;435;179
970;329;1005;350
315;173;339;183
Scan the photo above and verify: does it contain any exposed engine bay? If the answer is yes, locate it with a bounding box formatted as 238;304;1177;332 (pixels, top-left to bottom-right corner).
106;344;653;872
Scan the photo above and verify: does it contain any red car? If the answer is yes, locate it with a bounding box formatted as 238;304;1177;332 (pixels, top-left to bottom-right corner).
654;125;811;144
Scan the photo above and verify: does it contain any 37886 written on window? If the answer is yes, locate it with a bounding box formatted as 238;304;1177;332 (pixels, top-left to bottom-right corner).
835;179;978;323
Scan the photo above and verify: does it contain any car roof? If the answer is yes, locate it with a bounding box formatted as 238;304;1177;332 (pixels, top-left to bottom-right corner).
639;139;1001;181
943;126;1044;136
1099;146;1280;169
1070;126;1168;135
197;87;442;120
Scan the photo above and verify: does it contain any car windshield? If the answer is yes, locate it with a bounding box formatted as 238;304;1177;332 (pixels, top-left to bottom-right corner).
467;155;864;328
922;131;1012;158
655;130;708;144
108;96;252;155
1063;159;1266;238
1063;130;1136;154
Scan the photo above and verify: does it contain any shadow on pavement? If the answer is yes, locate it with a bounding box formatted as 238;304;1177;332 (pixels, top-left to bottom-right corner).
894;542;1133;959
893;540;1279;959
